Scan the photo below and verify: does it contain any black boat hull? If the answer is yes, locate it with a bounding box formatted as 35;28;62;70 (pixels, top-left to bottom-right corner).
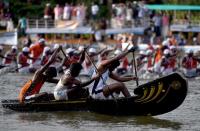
1;73;187;116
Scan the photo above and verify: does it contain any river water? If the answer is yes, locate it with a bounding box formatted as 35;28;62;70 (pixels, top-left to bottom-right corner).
0;73;200;131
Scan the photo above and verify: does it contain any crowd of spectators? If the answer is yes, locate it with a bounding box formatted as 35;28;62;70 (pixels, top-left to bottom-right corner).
44;3;87;26
111;1;172;38
0;1;14;32
0;1;200;45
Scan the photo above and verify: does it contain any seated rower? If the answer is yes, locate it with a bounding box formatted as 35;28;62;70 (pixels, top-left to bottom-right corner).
82;47;105;76
17;47;31;73
90;47;138;99
58;48;85;73
40;46;51;66
113;49;129;75
29;38;46;72
160;49;174;76
18;46;62;103
54;62;99;100
182;50;200;77
2;46;18;66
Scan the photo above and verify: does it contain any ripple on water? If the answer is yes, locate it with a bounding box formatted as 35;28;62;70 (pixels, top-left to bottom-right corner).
0;73;200;131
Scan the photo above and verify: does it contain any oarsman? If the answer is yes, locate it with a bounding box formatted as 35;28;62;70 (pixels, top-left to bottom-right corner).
82;47;105;76
54;62;100;100
18;47;31;73
50;44;63;68
61;48;76;70
144;49;154;73
169;45;178;70
41;46;51;66
182;50;200;77
18;46;62;103
60;48;85;72
82;48;97;76
78;46;84;52
113;49;129;75
160;49;174;76
161;39;169;52
153;45;163;74
29;38;46;71
2;46;18;66
90;47;137;99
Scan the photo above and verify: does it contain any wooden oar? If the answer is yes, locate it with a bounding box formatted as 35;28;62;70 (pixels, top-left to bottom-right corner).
132;52;139;87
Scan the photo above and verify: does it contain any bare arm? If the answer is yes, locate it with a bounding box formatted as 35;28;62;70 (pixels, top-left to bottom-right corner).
77;79;95;88
37;46;61;74
46;78;59;84
109;72;136;82
95;48;106;56
101;50;129;67
74;74;99;88
78;51;85;64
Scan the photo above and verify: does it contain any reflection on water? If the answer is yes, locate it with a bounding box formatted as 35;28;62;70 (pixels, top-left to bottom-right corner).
134;116;182;130
0;73;200;131
12;111;182;131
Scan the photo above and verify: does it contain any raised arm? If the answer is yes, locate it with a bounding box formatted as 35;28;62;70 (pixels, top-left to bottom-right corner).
109;72;137;82
101;50;127;67
95;48;107;56
75;74;99;88
37;46;61;74
102;46;137;67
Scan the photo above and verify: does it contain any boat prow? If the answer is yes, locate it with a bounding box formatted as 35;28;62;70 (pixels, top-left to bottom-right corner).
1;73;187;116
88;73;187;116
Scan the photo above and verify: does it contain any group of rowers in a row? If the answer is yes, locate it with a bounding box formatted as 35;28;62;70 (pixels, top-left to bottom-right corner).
135;42;200;78
0;38;140;103
0;37;200;103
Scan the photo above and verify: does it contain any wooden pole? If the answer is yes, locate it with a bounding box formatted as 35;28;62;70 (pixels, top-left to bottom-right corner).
132;52;139;87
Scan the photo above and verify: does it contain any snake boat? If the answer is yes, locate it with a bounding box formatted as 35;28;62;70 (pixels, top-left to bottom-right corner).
1;73;187;116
